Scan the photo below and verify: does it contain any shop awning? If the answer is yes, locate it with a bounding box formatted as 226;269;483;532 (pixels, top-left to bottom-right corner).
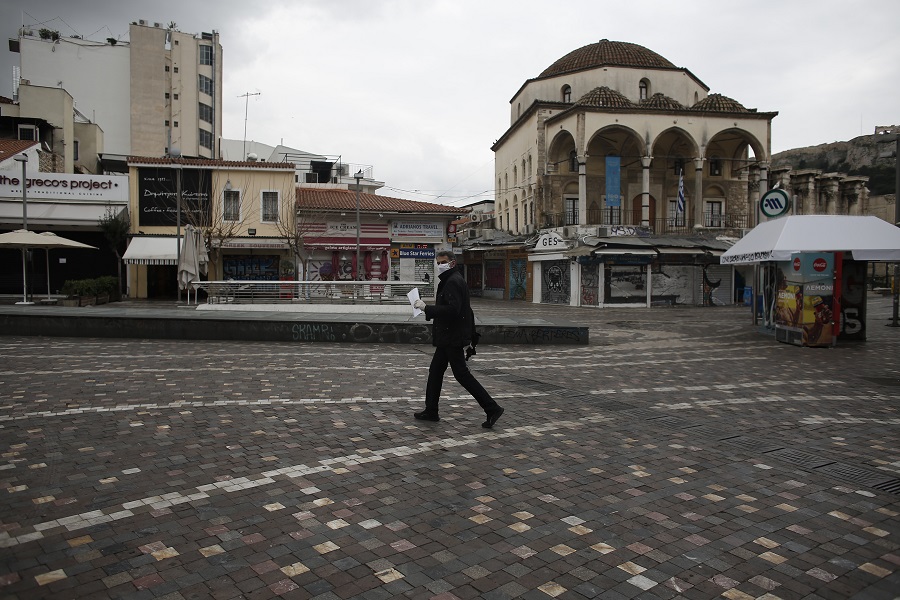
124;237;197;265
0;202;126;228
592;248;657;256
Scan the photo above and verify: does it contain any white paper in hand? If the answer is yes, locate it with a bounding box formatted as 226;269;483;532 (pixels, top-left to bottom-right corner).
407;288;423;317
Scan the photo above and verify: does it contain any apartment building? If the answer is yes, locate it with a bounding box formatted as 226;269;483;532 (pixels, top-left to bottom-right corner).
10;20;222;159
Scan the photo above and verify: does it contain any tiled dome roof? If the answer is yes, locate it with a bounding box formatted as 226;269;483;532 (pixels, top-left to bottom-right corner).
575;86;636;109
540;39;677;78
639;93;685;110
691;93;749;113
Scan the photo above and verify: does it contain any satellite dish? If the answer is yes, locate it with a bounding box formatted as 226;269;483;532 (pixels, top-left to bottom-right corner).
247;152;258;161
169;147;182;158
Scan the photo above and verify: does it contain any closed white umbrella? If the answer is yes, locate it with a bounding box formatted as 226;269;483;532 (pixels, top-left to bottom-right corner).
0;229;96;303
177;225;208;303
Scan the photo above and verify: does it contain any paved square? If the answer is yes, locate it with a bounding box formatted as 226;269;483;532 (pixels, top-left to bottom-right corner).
1;297;898;599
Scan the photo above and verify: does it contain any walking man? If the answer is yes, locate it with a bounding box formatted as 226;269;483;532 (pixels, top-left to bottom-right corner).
413;250;504;428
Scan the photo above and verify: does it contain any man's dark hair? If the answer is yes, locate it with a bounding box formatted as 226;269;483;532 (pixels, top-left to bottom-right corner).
436;250;455;262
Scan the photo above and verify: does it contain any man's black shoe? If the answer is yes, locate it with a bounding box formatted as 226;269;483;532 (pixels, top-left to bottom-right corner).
414;411;440;422
482;406;504;429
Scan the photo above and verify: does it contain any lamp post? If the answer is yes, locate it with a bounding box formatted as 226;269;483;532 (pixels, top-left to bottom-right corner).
354;170;363;280
175;161;183;303
13;154;32;305
875;126;899;327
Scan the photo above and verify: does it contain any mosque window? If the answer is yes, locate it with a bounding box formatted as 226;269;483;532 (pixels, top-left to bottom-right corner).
639;79;649;100
569;150;578;173
709;158;722;177
562;85;571;103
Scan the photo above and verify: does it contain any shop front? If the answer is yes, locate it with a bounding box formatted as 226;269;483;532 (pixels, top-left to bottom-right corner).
0;171;129;295
721;215;900;346
302;221;391;282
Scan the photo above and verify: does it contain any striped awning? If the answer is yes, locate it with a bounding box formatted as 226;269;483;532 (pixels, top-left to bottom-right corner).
123;236;209;265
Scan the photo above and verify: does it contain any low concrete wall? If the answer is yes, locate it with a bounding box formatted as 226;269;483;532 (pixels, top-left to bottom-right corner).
0;311;588;345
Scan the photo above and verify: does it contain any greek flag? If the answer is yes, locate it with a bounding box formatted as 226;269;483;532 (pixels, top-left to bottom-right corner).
676;169;685;214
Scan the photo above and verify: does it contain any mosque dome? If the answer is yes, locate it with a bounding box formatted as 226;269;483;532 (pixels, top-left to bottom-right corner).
540;39;677;78
691;93;750;113
575;86;636;109
639;93;685;110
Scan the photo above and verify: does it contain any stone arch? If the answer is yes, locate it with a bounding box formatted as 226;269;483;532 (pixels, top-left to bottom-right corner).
547;129;577;174
707;127;766;174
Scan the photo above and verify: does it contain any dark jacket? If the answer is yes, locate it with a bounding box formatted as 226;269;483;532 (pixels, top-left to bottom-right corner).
424;265;475;347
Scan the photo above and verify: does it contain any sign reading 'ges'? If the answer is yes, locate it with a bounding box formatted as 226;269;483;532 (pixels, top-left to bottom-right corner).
535;232;567;250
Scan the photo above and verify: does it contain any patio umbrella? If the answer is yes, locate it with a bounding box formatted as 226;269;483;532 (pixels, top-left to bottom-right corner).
0;229;97;303
177;225;208;302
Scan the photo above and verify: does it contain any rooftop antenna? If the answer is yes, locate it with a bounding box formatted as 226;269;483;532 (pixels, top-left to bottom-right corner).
238;91;261;160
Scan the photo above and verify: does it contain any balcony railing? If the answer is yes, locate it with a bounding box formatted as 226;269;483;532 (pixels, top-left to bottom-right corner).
541;210;749;233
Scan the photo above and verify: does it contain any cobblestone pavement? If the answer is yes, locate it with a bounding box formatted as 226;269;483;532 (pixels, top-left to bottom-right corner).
1;297;898;600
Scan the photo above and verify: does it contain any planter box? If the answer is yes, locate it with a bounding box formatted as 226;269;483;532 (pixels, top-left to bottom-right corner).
96;294;109;305
60;298;80;307
79;296;96;307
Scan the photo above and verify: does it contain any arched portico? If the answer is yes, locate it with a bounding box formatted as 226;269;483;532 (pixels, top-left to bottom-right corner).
651;128;702;230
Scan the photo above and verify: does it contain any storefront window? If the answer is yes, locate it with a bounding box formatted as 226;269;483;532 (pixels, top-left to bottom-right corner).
223;255;280;280
485;260;505;290
604;264;645;304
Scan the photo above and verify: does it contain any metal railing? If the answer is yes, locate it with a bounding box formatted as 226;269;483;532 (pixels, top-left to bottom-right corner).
191;280;433;305
541;211;749;233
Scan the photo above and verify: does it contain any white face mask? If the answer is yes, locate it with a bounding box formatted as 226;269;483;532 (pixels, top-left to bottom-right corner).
437;262;453;275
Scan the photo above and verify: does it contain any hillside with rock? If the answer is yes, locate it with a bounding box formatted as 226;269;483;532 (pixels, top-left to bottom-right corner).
772;135;896;195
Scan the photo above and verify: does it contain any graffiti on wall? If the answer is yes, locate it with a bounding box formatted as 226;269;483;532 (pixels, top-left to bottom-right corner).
542;260;570;304
580;264;599;306
510;259;527;300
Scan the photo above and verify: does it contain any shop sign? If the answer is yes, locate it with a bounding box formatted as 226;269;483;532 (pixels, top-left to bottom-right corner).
391;221;444;238
535;232;566;250
324;221;359;236
760;189;791;218
485;250;506;259
397;248;435;259
0;172;128;201
138;167;211;227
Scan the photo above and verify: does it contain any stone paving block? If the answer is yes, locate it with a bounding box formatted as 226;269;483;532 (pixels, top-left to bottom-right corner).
1;298;899;599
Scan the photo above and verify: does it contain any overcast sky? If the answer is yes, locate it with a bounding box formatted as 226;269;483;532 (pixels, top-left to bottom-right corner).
2;0;898;206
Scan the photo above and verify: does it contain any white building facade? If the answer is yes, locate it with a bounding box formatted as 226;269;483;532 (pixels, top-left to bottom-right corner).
12;21;223;159
492;39;778;307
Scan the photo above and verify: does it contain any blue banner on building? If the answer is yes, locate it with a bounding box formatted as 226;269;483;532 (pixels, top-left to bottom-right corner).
605;156;621;207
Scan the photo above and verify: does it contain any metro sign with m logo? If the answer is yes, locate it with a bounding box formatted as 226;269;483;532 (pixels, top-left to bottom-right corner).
760;188;791;218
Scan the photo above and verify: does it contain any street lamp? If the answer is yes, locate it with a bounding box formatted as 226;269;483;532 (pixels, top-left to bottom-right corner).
874;125;900;327
175;160;183;303
354;169;363;280
13;154;32;305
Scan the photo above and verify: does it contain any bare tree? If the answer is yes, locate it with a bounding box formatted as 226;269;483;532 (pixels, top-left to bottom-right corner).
97;204;130;296
271;190;331;281
181;186;250;277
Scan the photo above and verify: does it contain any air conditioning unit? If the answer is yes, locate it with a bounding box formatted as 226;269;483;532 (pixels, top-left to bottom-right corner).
139;19;148;25
482;230;495;241
524;224;534;234
467;229;479;239
470;213;480;223
153;22;161;28
337;164;349;177
595;226;609;237
562;227;573;238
